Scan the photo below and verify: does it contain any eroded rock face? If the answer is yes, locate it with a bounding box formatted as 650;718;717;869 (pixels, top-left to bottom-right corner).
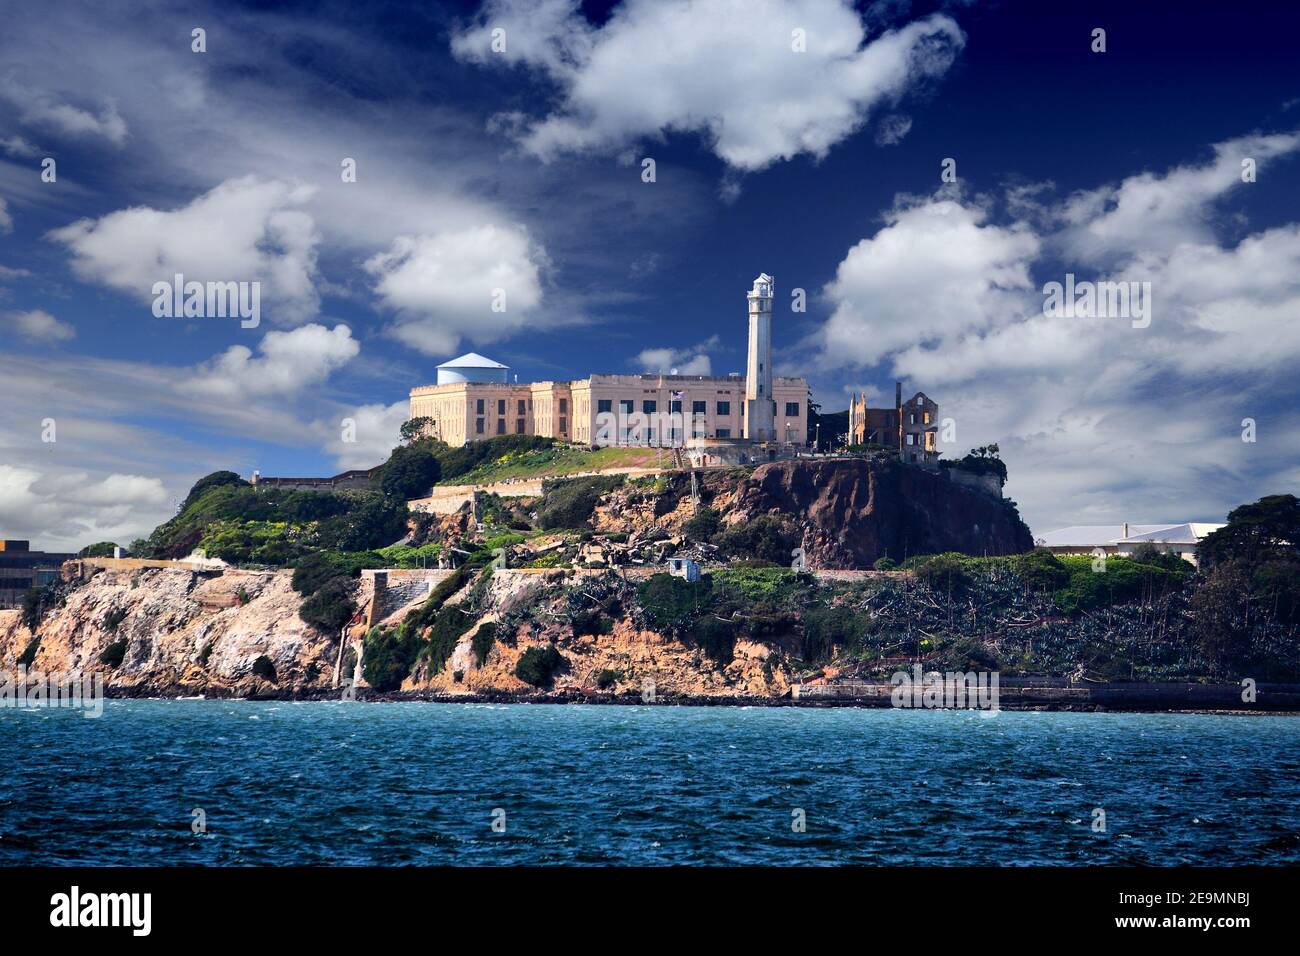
718;458;1033;568
0;567;338;697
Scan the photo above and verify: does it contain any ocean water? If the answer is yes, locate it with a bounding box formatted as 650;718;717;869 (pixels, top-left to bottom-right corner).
1;701;1297;866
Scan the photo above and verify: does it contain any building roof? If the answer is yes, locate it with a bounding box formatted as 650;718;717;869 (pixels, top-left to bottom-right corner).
1035;523;1225;548
436;352;508;370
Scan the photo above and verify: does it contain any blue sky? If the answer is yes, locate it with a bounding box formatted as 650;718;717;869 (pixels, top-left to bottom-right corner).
2;0;1299;550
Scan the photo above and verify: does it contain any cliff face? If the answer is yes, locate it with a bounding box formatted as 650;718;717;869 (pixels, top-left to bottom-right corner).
716;458;1033;568
0;567;339;697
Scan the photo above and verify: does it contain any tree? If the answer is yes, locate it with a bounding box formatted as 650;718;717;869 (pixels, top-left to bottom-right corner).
78;541;118;557
377;444;442;499
399;417;436;444
1199;494;1300;567
182;471;247;510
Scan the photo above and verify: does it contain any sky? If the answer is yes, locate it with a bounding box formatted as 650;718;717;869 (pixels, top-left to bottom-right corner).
1;0;1298;552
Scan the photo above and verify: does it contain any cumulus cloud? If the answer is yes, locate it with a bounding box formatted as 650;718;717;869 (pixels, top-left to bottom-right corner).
812;130;1300;530
820;196;1040;365
47;176;321;323
0;464;167;552
7;309;75;343
634;335;721;375
186;324;360;400
323;400;409;471
452;0;964;171
365;224;545;355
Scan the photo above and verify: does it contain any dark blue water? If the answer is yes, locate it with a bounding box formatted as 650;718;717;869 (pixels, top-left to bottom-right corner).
2;701;1297;865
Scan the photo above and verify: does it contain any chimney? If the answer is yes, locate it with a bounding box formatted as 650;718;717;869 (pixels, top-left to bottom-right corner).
1122;522;1130;539
895;381;902;409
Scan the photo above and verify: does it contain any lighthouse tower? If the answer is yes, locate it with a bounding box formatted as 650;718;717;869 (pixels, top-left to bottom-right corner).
744;273;776;441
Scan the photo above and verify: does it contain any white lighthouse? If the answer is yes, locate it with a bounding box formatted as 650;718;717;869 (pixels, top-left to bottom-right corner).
744;272;776;441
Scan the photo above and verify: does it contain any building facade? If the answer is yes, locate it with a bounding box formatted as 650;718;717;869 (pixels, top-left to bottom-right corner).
0;540;74;608
849;382;939;464
410;274;809;449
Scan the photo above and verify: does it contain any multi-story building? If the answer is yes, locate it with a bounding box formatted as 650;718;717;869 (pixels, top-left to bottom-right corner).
410;276;810;449
0;540;74;608
849;382;939;464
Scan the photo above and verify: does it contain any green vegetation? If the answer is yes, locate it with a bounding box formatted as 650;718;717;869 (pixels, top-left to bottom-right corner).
141;472;408;565
376;442;441;498
20;586;49;632
78;541;118;557
471;621;498;666
362;625;424;692
593;668;621;690
536;475;623;530
940;444;1008;486
515;644;564;686
873;556;898;571
440;440;660;485
98;638;128;667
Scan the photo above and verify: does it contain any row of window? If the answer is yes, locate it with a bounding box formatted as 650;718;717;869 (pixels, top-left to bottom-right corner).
474;398;569;415
593;399;801;417
475;417;568;435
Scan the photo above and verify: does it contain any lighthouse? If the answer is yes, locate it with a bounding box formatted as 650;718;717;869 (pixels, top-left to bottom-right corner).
744;273;776;441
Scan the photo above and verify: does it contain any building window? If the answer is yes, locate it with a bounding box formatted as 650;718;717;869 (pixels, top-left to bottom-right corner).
497;399;506;415
669;399;682;413
716;428;731;439
785;402;799;416
598;399;612;414
692;400;707;414
476;418;484;434
643;400;656;414
518;400;526;415
497;419;506;434
924;411;931;424
516;418;525;434
476;398;484;415
559;416;567;433
906;434;915;445
758;385;763;396
559;398;568;413
619;399;634;414
717;401;731;415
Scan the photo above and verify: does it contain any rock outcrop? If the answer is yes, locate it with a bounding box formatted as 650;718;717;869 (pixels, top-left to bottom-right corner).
716;458;1033;568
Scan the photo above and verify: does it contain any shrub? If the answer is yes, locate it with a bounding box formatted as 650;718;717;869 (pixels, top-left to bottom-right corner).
873;556;898;571
1009;549;1070;591
912;554;971;594
637;573;714;631
20;587;46;632
98;638;128;667
251;655;278;682
690;616;736;665
515;644;564;686
437;434;556;481
594;668;621;690
298;577;357;632
377;443;442;499
714;515;799;564
1053;556;1182;615
536;475;623;530
800;605;864;661
471;621;498;666
182;470;247;510
78;541;118;557
683;507;721;541
363;625;423;691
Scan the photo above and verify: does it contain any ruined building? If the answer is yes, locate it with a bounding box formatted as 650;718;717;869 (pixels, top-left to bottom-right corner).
848;383;939;464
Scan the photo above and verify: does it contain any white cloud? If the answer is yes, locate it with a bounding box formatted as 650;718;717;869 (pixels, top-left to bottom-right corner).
47;176;321;323
0;196;11;233
820;195;1040;365
0;135;40;158
0;79;128;145
452;0;964;171
365;224;545;355
7;309;75;342
324;400;409;471
186;324;360;401
813;130;1300;531
634;335;721;375
874;113;912;146
0;465;167;552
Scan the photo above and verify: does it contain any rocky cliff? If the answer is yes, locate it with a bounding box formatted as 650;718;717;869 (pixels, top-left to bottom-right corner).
713;458;1033;568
